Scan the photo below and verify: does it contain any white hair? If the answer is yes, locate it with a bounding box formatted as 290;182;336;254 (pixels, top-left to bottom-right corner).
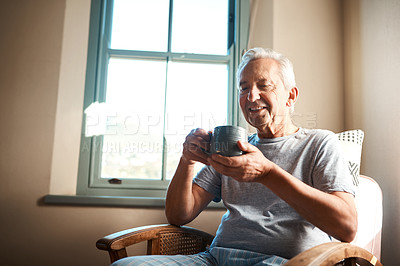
236;48;296;92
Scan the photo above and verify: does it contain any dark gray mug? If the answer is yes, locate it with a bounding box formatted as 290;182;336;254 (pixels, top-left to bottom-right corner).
210;125;247;156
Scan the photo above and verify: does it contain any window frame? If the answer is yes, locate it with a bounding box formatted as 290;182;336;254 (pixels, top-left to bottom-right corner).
76;0;250;199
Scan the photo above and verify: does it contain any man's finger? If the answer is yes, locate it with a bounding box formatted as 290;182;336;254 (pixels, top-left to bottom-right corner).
184;144;210;165
209;153;241;168
208;157;236;175
187;129;211;150
237;140;257;152
192;128;211;140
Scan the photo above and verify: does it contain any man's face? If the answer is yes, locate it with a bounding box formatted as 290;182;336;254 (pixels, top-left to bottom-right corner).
239;58;290;132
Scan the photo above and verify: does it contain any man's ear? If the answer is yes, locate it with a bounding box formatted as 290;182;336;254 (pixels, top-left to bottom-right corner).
286;87;299;107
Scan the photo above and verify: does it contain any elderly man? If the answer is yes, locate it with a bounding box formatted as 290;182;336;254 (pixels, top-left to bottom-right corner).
113;48;357;265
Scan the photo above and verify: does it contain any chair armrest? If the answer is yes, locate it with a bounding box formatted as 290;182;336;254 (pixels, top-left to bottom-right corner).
96;224;175;251
286;242;382;266
96;224;215;263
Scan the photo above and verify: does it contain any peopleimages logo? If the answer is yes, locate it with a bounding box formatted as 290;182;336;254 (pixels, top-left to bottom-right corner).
84;102;227;137
85;112;227;136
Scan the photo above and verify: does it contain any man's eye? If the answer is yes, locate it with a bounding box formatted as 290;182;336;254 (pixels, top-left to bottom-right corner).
240;87;249;93
259;84;273;90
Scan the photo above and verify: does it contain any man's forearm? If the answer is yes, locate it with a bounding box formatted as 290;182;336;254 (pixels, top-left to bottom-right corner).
259;164;358;242
165;157;197;225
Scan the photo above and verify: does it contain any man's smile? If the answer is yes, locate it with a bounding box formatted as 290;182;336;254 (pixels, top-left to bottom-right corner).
248;105;268;113
249;106;267;111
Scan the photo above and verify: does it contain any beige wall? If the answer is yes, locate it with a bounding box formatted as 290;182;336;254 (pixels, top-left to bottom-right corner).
1;0;399;265
343;0;400;265
249;0;345;132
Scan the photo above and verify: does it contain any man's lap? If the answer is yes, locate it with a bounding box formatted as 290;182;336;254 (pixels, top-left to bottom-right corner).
111;247;288;266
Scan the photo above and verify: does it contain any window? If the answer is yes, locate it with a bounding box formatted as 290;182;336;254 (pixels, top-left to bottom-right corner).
77;0;249;200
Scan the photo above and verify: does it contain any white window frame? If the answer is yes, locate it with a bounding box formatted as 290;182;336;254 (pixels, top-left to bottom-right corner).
75;0;250;203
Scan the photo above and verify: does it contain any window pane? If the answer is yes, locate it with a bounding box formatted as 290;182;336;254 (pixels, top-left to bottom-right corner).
111;0;170;51
101;58;166;180
171;0;229;55
164;62;228;179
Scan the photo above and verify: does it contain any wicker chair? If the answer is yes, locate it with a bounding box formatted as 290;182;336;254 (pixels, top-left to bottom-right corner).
97;175;383;265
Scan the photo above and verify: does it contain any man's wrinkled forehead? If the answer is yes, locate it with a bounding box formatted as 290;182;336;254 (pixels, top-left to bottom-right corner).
239;58;281;84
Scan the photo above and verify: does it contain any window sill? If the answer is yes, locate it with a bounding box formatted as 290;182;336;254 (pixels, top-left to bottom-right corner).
43;194;225;209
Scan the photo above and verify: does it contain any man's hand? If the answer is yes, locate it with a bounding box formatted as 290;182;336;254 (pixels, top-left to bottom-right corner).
208;140;274;183
182;128;211;165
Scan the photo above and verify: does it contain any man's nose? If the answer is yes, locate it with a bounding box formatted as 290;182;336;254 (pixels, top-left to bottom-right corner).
247;86;261;102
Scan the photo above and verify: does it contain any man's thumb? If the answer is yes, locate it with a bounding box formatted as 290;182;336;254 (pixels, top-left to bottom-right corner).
237;140;256;152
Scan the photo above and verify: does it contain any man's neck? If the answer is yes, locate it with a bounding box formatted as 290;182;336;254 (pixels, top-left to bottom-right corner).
256;122;299;139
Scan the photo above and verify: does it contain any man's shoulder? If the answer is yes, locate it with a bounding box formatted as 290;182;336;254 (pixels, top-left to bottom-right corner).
300;128;335;140
298;129;344;157
292;128;339;150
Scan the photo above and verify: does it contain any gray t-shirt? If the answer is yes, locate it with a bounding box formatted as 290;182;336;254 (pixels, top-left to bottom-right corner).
193;128;355;259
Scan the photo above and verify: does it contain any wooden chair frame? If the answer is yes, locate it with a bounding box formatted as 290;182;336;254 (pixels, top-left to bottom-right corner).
96;224;382;265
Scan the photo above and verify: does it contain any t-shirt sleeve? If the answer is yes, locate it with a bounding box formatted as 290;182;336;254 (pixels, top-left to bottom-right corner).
312;131;356;196
193;165;222;202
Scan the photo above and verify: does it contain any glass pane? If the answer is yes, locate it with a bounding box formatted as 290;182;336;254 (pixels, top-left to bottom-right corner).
164;62;228;179
171;0;229;55
111;0;170;51
101;58;166;179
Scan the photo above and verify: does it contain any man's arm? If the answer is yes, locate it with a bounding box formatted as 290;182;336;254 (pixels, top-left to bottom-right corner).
208;140;358;242
165;129;215;226
260;164;357;242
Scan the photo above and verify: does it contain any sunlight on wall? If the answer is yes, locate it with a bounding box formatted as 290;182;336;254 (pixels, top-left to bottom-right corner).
49;0;91;194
